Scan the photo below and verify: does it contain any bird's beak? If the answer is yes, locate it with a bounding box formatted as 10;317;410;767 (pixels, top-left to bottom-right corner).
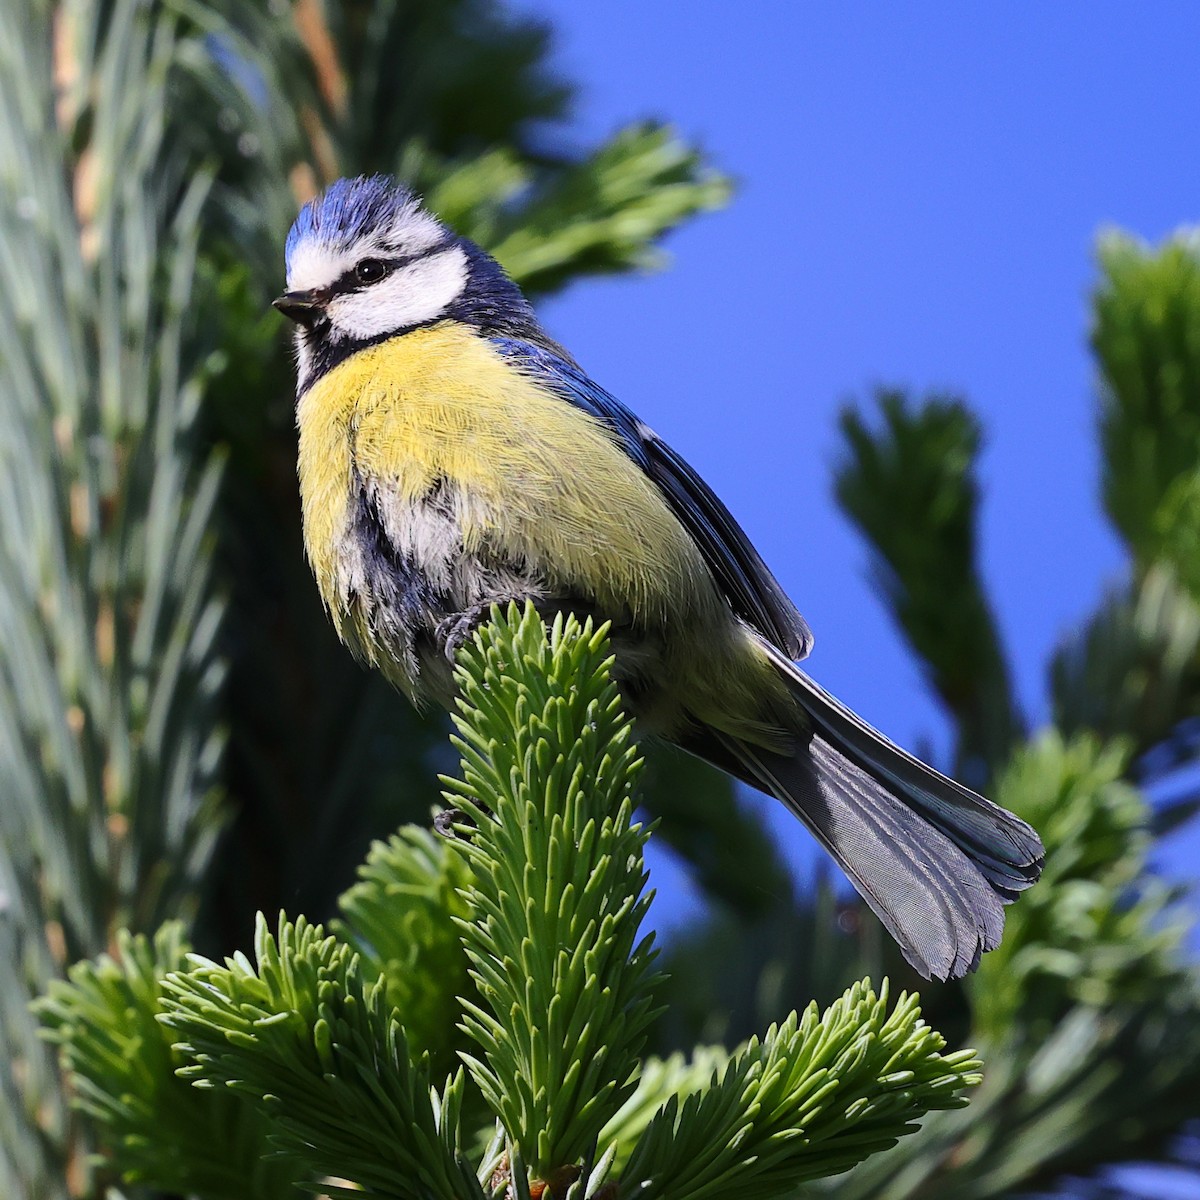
273;289;326;328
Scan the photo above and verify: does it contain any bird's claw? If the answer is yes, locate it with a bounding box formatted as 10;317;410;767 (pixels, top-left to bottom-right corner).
433;807;476;840
435;606;491;663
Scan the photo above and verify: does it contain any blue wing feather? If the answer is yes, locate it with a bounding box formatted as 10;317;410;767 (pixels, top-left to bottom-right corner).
492;337;813;660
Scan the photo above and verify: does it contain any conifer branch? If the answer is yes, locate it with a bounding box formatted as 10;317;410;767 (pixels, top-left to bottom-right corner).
37;608;983;1198
599;1047;732;1164
336;825;478;1078
160;913;482;1200
0;2;229;1190
836;390;1023;781
1050;565;1200;759
444;603;663;1179
1095;230;1200;566
36;925;299;1200
622;982;979;1200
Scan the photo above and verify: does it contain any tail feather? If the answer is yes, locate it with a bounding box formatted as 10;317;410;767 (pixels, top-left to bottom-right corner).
681;647;1045;981
727;733;1003;979
777;657;1042;887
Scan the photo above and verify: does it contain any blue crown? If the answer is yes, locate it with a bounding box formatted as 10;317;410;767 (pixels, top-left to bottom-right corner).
285;175;421;269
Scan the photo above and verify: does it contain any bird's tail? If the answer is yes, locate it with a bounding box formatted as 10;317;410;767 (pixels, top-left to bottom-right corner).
688;647;1044;981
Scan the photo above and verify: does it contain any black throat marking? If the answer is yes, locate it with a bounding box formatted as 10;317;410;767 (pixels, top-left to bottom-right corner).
294;238;552;398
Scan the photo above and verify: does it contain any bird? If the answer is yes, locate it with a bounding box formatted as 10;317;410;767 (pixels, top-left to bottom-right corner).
275;174;1044;981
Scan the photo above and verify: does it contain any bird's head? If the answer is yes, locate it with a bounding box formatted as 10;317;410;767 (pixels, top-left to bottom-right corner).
276;175;535;391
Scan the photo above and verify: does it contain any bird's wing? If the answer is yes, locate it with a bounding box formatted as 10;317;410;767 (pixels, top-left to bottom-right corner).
492;337;813;660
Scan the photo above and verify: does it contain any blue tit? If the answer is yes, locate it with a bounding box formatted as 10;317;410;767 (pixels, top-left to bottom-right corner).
275;174;1043;981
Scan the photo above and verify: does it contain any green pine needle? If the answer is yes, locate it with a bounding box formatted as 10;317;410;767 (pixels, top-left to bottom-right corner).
336;826;478;1078
159;913;482;1200
443;602;663;1178
486;123;732;296
621;980;980;1200
36;924;300;1199
599;1046;732;1165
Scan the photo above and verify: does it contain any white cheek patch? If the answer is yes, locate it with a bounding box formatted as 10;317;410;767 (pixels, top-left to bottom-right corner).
327;246;469;341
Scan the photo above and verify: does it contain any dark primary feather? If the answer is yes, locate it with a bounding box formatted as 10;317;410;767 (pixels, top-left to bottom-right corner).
681;644;1043;981
763;646;1044;894
492;337;813;658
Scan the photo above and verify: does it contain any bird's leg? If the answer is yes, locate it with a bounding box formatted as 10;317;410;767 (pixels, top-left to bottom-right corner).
434;596;605;662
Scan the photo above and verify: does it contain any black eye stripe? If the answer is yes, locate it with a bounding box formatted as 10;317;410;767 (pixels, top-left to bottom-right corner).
333;245;440;294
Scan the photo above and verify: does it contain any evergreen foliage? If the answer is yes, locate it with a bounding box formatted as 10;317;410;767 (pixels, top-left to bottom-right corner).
0;4;228;1194
621;982;979;1200
444;609;661;1174
1096;231;1200;566
335;826;476;1078
162;913;480;1200
2;1;1199;1197
37;607;981;1199
38;925;300;1198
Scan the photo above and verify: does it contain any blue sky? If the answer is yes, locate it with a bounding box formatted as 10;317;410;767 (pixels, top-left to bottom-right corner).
519;3;1200;929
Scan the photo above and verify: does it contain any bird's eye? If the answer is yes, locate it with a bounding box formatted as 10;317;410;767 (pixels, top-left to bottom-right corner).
355;258;390;284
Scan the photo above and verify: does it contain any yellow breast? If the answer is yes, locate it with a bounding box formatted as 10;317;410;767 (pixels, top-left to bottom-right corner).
295;322;720;632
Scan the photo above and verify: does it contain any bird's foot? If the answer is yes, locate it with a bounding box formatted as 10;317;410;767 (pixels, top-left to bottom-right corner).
434;806;478;841
435;597;608;666
434;604;495;663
